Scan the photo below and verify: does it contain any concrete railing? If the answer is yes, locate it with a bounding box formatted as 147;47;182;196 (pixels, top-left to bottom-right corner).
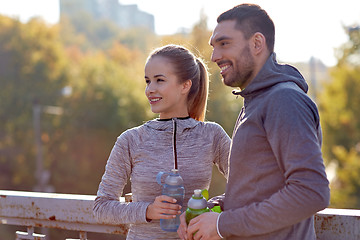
315;208;360;240
1;190;360;239
0;190;128;239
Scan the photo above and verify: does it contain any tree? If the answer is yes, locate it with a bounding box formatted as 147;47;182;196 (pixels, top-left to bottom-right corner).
0;16;69;190
319;25;360;208
48;43;152;194
0;14;153;195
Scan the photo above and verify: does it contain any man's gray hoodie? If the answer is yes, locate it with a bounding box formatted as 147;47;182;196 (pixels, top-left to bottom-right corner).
218;53;330;239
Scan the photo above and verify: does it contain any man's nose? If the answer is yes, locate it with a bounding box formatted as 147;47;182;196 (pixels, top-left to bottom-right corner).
211;48;221;63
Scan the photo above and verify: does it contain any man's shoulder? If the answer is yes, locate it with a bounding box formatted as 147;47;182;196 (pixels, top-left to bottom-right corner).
269;81;304;93
265;81;309;102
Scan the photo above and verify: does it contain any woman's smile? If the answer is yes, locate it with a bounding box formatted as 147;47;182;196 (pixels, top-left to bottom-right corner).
148;96;162;104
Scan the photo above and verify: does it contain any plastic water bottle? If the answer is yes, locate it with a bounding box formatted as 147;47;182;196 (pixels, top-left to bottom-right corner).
156;169;185;232
185;189;210;225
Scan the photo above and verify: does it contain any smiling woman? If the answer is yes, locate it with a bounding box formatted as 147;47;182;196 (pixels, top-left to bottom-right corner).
145;55;191;120
93;44;231;239
144;45;209;121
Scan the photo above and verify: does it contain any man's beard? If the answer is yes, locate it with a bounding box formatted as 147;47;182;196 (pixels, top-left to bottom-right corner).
223;46;254;89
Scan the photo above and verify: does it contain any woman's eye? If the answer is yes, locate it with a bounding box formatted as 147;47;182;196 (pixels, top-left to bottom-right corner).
145;79;150;84
157;78;164;82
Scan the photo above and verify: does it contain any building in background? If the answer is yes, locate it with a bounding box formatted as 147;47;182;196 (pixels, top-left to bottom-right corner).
60;0;155;32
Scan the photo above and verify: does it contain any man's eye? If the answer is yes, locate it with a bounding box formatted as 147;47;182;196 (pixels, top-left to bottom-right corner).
221;42;229;46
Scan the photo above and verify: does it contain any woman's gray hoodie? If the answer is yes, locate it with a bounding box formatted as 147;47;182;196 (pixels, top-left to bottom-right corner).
93;117;230;239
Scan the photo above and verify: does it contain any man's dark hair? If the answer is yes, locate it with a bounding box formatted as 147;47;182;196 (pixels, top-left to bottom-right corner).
217;4;275;53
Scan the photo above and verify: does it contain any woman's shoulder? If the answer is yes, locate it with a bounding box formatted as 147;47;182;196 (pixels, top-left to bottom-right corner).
200;121;228;135
202;120;225;130
197;121;230;147
117;123;149;142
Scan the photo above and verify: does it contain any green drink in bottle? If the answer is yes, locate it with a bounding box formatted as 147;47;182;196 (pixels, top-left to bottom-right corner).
185;189;210;225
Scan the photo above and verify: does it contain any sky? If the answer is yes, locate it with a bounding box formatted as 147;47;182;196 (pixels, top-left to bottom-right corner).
0;0;359;67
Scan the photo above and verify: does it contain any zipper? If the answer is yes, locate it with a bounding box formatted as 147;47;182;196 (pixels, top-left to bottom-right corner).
172;118;178;170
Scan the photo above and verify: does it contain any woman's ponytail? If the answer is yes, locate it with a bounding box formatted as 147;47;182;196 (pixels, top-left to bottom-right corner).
188;58;209;121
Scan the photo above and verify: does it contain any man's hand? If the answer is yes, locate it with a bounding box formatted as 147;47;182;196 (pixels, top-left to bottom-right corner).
146;195;181;220
177;211;188;239
187;212;221;240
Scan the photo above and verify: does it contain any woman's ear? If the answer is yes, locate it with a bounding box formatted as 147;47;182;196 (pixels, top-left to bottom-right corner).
182;79;192;94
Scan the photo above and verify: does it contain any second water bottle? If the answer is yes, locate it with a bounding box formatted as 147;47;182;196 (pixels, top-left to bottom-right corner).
185;189;210;225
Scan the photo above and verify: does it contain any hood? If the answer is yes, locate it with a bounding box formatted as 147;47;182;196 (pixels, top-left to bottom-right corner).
143;117;199;133
144;117;199;170
238;53;308;98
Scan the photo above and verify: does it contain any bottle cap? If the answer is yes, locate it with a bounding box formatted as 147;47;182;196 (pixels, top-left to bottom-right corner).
165;169;183;186
194;189;202;197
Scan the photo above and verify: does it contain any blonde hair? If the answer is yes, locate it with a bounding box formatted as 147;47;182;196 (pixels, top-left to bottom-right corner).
147;44;209;121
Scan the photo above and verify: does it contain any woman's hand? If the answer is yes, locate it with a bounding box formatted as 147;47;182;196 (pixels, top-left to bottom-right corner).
146;195;182;220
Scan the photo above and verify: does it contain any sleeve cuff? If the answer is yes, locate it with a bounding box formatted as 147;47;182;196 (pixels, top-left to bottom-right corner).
143;202;152;223
216;212;224;238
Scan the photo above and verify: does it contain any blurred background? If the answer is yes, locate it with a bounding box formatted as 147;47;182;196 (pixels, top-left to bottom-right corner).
0;0;359;239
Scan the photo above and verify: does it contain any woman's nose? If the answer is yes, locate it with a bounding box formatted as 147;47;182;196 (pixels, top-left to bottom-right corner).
145;83;155;95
